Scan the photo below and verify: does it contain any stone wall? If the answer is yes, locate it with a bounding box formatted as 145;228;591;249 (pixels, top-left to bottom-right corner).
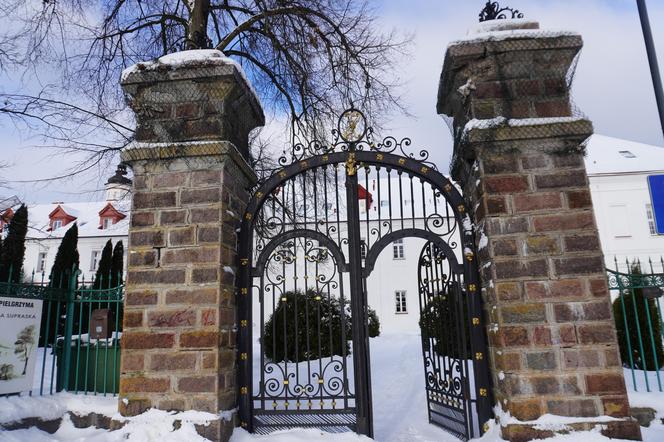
438;22;641;441
119;51;263;441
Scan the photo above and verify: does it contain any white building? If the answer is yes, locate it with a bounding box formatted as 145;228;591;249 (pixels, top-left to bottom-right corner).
585;134;664;271
5;134;662;332
16;166;132;283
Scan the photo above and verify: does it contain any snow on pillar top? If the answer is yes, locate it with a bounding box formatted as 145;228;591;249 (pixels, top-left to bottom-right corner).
436;20;584;124
120;49;264;163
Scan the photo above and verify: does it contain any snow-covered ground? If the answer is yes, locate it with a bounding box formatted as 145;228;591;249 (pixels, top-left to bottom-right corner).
1;334;664;441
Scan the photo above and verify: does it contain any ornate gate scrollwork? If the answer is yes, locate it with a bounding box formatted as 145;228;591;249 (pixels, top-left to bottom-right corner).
237;109;492;440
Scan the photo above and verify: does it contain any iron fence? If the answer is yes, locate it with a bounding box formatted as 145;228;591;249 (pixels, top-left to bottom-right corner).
0;267;124;397
607;257;664;393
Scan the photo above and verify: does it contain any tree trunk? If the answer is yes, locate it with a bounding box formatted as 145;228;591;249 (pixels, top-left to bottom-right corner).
22;354;28;376
186;0;211;49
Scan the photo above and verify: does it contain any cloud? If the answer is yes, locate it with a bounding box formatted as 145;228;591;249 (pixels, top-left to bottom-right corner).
376;0;664;171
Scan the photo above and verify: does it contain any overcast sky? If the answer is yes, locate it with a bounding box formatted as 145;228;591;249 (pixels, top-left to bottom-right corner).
1;0;663;204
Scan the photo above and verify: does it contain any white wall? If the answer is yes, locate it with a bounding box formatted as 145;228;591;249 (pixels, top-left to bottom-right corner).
589;173;664;270
23;234;127;283
365;236;427;334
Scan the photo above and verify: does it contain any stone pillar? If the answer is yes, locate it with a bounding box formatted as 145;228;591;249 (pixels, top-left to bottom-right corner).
438;22;641;441
118;50;264;441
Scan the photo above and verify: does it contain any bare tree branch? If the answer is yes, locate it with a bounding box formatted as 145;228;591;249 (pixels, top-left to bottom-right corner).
0;0;410;182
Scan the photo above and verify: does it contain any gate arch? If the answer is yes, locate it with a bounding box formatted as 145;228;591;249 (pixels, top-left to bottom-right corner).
237;109;492;440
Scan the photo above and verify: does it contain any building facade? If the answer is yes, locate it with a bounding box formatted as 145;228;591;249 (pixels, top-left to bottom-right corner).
586;134;664;271
17;166;132;282
6;135;663;330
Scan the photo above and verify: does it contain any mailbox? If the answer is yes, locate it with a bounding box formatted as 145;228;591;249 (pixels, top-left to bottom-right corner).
90;309;112;340
643;287;664;300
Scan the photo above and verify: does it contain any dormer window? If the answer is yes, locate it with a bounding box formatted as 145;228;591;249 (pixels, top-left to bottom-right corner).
48;205;77;232
0;208;15;234
98;203;126;229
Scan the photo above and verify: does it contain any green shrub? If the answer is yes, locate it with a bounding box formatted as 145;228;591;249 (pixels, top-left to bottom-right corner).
419;283;471;360
613;267;664;370
263;290;350;362
263;290;381;363
367;307;380;338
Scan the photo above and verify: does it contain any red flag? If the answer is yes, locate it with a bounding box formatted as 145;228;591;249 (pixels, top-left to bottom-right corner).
358;184;373;209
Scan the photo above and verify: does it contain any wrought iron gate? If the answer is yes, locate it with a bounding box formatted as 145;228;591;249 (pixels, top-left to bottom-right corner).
237;109;492;439
418;242;482;440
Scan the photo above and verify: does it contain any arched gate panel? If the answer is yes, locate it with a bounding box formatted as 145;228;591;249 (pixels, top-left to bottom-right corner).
237;109;492;440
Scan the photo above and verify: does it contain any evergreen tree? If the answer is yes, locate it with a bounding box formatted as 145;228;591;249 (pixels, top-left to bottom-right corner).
49;223;80;289
613;265;664;369
93;240;113;289
419;282;471;360
42;223;79;347
0;205;29;283
110;241;124;288
110;240;125;333
367;307;381;338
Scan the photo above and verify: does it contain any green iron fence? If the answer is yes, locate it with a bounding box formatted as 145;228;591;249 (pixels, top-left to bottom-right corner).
608;257;664;393
0;267;124;397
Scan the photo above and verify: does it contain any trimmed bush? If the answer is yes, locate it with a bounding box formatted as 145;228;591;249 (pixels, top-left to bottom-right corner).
263;290;349;362
419;283;471;360
263;290;381;363
613;266;664;370
367;307;380;338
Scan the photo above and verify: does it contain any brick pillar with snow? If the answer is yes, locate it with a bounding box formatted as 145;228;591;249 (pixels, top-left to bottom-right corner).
118;50;264;441
437;20;641;441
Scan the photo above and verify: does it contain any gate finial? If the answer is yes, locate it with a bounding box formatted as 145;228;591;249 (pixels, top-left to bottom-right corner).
479;1;524;22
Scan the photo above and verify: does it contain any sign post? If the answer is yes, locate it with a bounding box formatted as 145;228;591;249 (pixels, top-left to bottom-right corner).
0;297;43;395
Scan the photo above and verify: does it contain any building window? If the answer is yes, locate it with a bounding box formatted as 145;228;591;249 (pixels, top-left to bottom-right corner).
102;218;112;230
393;239;404;259
647;204;658;235
608;205;631;238
37;252;47;273
619;150;637;158
52;219;63;230
395;290;407;314
380;200;388;208
90;250;101;272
